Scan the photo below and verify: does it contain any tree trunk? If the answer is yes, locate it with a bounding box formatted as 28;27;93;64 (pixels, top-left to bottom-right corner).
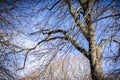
88;21;104;80
83;2;104;78
90;45;104;80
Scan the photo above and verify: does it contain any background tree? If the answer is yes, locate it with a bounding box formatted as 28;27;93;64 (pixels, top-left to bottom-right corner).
0;0;31;79
0;32;17;80
21;55;91;80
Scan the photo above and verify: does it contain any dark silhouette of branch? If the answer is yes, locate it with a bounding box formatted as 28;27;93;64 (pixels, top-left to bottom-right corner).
92;13;120;23
46;0;60;10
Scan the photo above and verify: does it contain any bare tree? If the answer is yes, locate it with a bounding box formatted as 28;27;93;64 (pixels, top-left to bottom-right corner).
25;0;120;80
0;0;120;80
21;0;119;80
0;32;17;80
21;54;91;80
0;0;27;79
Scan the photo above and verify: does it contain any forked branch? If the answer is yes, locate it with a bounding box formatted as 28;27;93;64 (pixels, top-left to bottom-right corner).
42;29;89;57
17;28;89;70
65;0;88;39
31;29;89;56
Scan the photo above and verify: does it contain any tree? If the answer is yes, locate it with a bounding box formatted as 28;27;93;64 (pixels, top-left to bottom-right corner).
25;0;120;79
0;0;27;79
21;55;91;80
0;32;17;80
0;0;120;80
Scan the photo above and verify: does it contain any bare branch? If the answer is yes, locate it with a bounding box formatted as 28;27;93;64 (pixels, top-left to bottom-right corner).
46;0;60;10
41;29;89;57
75;6;82;14
30;29;89;57
92;13;120;23
17;50;30;71
99;38;120;48
65;0;88;39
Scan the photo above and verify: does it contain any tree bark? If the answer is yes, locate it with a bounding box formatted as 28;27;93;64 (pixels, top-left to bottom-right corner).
87;16;104;79
82;0;104;78
88;25;104;79
87;21;104;80
90;45;104;80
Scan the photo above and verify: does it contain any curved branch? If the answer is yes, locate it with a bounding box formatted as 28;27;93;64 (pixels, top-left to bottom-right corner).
31;28;89;56
17;28;89;70
92;13;120;23
99;38;120;48
41;29;89;57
